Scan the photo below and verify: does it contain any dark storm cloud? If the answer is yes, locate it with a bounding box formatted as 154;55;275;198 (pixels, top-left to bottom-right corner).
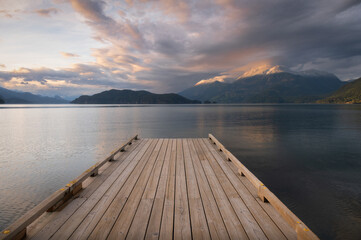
187;0;361;80
335;0;361;12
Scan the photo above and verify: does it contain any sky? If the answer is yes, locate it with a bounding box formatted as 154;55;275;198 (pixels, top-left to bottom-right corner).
0;0;361;99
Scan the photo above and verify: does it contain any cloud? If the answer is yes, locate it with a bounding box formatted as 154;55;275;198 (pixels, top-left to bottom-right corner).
60;52;80;58
195;76;226;86
2;0;361;98
0;64;146;90
34;8;59;17
0;10;14;18
69;0;144;49
35;7;58;17
74;1;361;84
335;0;361;12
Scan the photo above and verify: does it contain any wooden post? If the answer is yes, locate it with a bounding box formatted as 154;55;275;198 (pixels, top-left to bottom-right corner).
12;228;26;240
0;134;140;240
47;182;82;212
208;133;319;239
91;169;98;177
72;183;82;195
47;192;72;212
296;222;317;240
238;169;245;176
258;184;269;203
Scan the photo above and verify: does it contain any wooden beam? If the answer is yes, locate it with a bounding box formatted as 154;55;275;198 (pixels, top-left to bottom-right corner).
208;134;263;189
10;228;25;240
0;187;71;240
208;133;319;240
0;134;138;240
69;134;139;192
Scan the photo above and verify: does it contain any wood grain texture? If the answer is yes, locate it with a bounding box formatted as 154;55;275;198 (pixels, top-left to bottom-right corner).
199;138;267;240
0;135;138;240
107;139;167;239
47;139;150;240
159;139;177;240
193;139;249;240
9;136;320;240
86;139;158;240
145;139;173;240
183;139;211;240
126;139;169;240
188;139;230;240
173;139;192;240
207;134;319;240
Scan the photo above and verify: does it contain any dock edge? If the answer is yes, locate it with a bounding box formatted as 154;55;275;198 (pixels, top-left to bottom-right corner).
0;134;138;240
208;133;319;240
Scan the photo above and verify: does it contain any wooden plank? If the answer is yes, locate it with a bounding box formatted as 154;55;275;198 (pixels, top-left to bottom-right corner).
86;139;161;240
258;186;319;240
236;170;297;240
145;139;173;240
126;139;169;239
188;139;230;240
28;139;143;239
173;139;192;240
105;139;165;239
202;138;287;239
208;134;263;189
28;198;86;240
6;136;319;240
193;139;249;240
198;138;267;240
65;134;139;196
50;139;154;240
218;143;297;240
78;138;142;200
46;182;81;213
159;139;177;240
182;139;211;240
0;135;138;240
207;135;318;240
26;212;55;239
67;139;154;240
26;154;131;238
0;187;71;240
31;139;146;239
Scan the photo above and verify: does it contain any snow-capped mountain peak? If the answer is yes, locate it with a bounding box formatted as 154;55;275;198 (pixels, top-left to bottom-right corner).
240;65;290;78
239;65;334;79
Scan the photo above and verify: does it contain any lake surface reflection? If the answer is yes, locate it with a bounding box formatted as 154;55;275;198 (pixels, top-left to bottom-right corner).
0;104;360;239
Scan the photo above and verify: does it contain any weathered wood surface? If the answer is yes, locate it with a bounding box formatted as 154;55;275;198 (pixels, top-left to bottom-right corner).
1;136;319;240
208;134;319;240
0;135;138;240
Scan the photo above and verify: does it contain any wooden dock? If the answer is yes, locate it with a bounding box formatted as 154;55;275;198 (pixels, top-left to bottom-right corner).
0;135;319;240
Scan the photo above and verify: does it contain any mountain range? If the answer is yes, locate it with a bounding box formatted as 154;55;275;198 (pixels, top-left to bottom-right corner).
1;65;360;104
317;77;361;104
0;87;68;104
71;89;201;104
179;65;345;103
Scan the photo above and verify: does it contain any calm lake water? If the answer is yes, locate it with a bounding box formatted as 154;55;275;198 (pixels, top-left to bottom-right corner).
0;104;360;239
